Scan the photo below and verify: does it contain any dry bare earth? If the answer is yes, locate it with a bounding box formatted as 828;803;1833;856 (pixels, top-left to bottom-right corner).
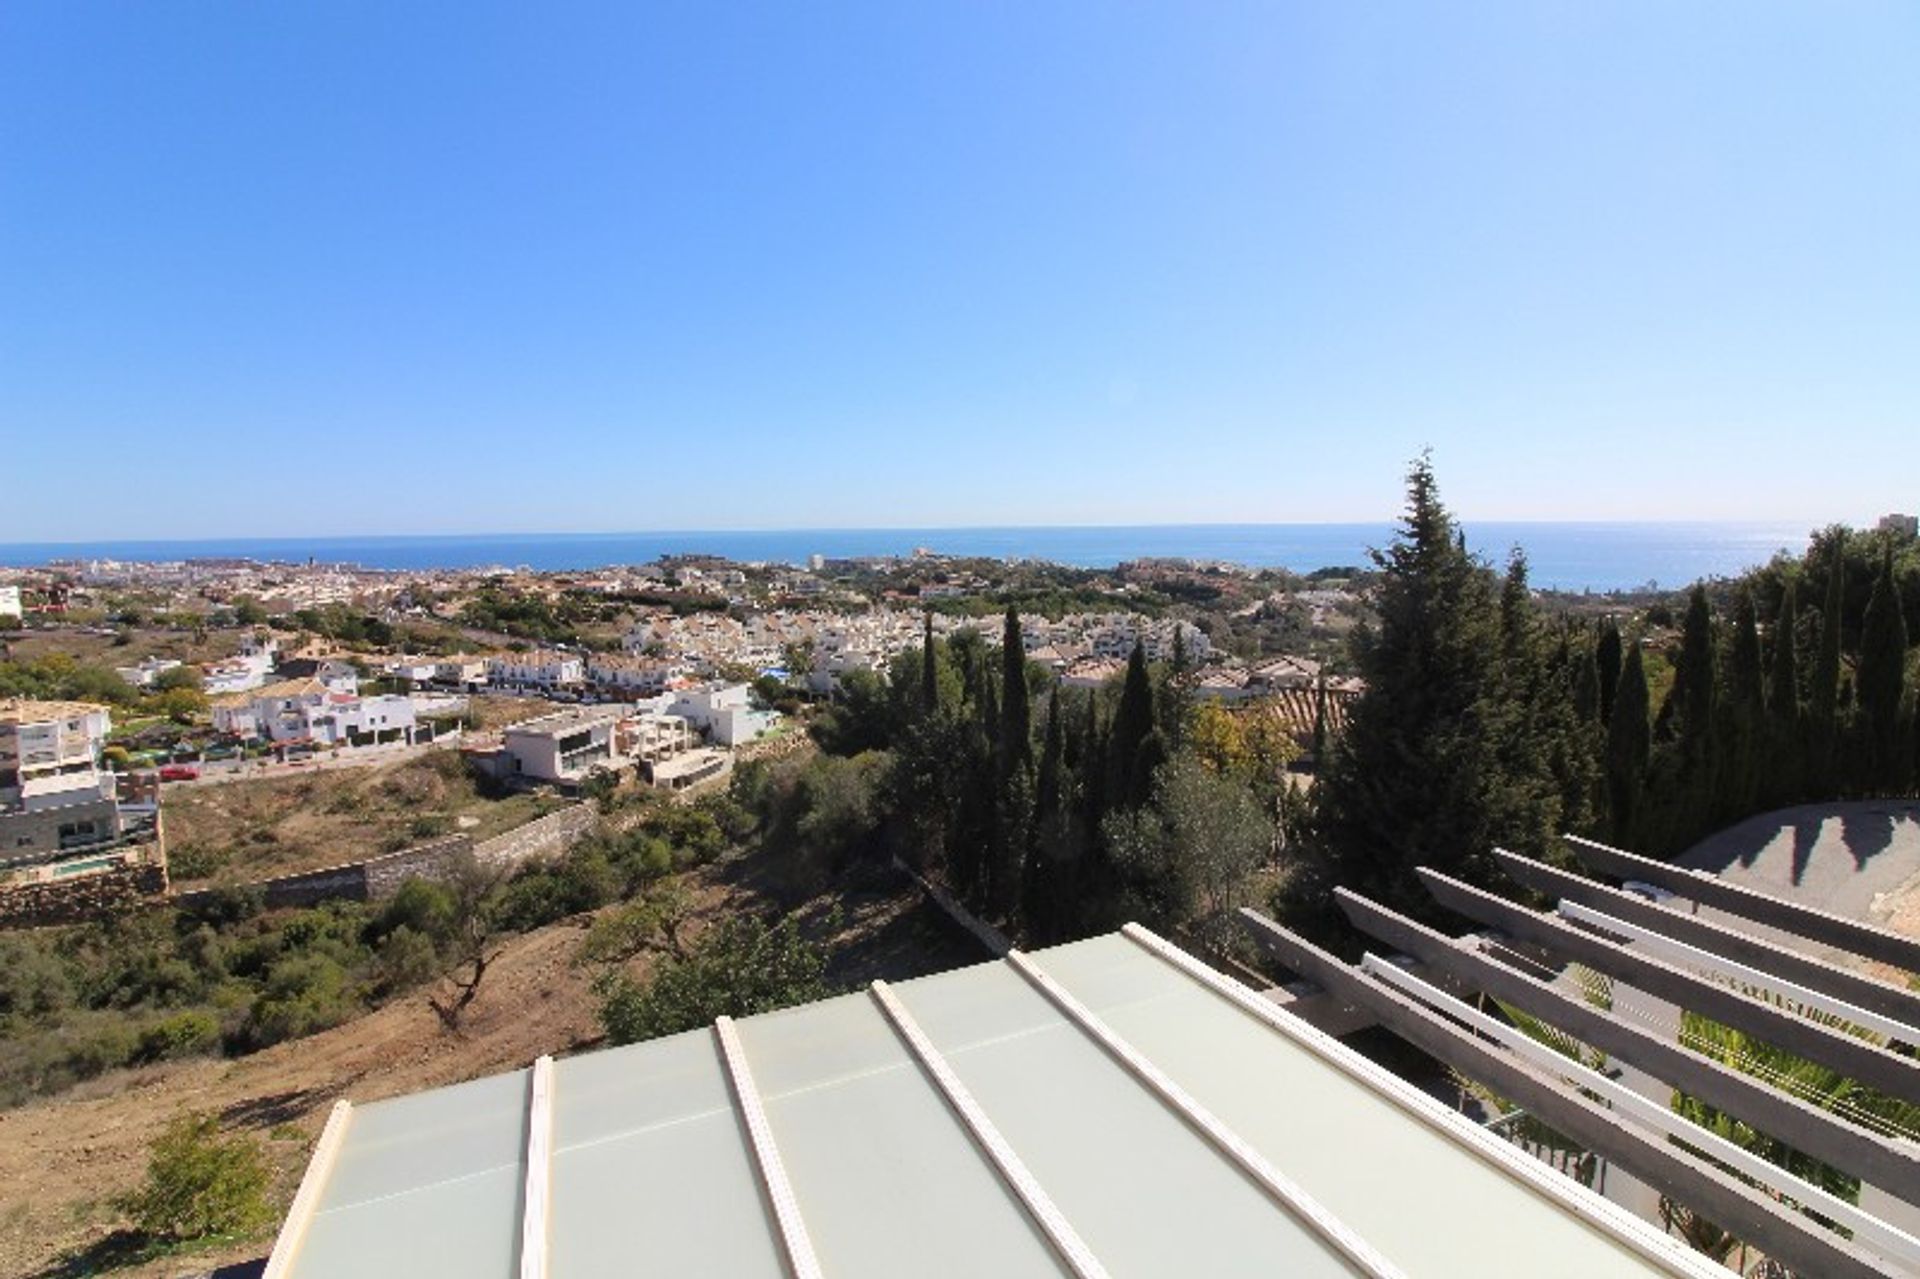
4;628;245;670
161;752;563;889
460;694;568;732
0;855;986;1279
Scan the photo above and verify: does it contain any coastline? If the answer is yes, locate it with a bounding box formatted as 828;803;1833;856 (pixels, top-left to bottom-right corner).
0;520;1811;594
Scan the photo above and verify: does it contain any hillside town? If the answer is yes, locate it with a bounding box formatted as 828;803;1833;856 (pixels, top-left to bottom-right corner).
0;550;1366;929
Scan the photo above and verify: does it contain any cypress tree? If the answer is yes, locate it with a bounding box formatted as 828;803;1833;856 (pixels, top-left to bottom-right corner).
1310;673;1329;765
1766;580;1803;806
1665;585;1718;754
1571;635;1601;725
1810;541;1846;795
1652;584;1718;844
993;609;1034;918
1487;550;1579;851
1856;548;1911;793
1108;641;1157;809
1075;684;1113;927
1717;587;1766;820
1000;607;1032;772
1021;692;1068;943
921;612;937;713
1607;640;1651;847
970;669;1003;912
1595;619;1623;727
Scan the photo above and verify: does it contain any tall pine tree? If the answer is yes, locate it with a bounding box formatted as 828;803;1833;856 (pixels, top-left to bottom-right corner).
1311;456;1545;922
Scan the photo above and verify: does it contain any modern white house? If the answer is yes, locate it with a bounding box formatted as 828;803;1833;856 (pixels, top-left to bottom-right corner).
0;699;128;868
382;656;443;684
499;705;626;785
211;680;416;748
487;650;585;692
201;634;280;695
115;656;183;689
667;682;778;747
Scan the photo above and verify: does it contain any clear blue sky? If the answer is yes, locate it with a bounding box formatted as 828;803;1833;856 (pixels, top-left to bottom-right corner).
3;3;1916;540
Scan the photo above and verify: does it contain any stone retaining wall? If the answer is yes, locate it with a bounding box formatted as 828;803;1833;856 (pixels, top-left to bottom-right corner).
363;835;482;899
474;803;596;873
7;803;601;925
0;859;169;929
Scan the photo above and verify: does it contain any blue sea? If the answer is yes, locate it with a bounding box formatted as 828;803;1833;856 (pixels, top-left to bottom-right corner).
0;522;1816;594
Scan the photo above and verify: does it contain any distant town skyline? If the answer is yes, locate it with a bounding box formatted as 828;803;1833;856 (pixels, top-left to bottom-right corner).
4;4;1916;540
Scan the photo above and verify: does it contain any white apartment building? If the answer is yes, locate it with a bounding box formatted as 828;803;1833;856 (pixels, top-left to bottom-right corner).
1;700;114;809
1;699;124;867
433;656;490;689
487;650;585;691
0;585;22;619
587;653;678;696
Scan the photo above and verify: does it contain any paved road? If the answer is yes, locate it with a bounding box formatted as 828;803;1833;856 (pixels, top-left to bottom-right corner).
163;734;461;789
1679;798;1920;926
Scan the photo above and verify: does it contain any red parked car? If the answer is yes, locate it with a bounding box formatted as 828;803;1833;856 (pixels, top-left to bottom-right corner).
158;764;200;782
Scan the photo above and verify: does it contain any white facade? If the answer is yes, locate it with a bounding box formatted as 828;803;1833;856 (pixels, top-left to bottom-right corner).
588;653;679;695
501;706;625;784
115;656;183;688
487;650;585;690
383;656;443;683
433;657;490;688
211;680;416;747
668;682;779;746
1;700;114;808
202;648;276;695
0;585;22;619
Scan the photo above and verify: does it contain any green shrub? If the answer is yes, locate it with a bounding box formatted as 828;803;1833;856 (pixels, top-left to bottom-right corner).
0;936;76;1024
374;926;442;995
134;1011;221;1063
240;954;353;1049
118;1113;271;1243
598;915;834;1045
370;877;458;946
167;843;232;881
